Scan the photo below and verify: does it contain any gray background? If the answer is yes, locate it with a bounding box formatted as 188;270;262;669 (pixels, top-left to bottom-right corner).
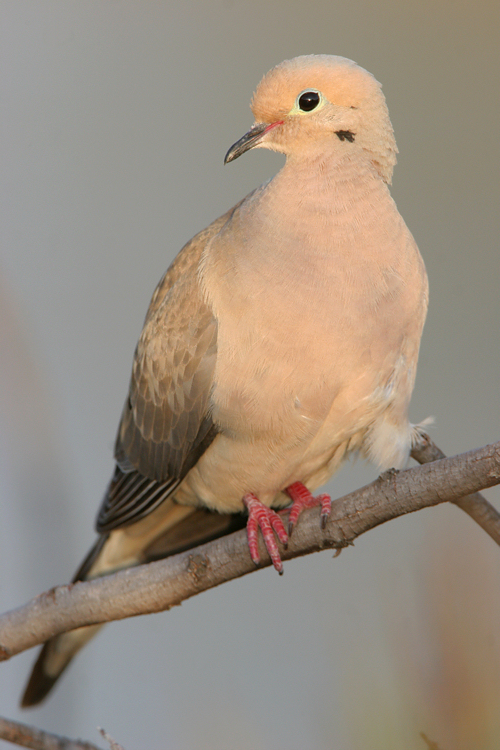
1;2;499;749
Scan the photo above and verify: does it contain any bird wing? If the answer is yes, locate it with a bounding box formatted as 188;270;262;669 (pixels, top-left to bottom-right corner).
95;204;244;533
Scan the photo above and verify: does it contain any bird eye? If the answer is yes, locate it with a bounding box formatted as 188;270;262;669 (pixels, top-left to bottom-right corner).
298;90;321;112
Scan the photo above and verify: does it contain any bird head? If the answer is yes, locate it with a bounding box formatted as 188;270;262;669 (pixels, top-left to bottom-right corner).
224;55;397;184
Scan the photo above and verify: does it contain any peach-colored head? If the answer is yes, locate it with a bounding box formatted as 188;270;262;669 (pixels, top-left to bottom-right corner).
225;55;397;183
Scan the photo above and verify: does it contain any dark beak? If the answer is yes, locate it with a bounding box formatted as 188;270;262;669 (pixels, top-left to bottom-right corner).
224;122;269;164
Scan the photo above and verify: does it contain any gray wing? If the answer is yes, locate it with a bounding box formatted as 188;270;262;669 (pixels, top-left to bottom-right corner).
96;218;226;534
116;294;218;482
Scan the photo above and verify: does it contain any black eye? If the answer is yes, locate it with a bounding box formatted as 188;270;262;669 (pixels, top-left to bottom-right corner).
298;91;320;112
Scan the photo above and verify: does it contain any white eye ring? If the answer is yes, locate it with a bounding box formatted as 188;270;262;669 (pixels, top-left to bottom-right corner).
295;89;323;113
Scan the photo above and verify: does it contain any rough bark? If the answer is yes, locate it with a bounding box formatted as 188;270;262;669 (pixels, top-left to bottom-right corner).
411;434;500;544
0;437;499;662
0;716;103;750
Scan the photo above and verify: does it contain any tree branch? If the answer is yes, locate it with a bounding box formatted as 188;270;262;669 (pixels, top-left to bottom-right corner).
0;716;103;750
97;730;124;750
411;433;500;545
0;440;499;662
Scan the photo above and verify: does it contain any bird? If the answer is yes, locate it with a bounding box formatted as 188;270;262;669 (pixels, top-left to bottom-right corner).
21;54;428;707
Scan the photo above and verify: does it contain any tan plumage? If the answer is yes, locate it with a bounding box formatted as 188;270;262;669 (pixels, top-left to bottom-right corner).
22;54;428;706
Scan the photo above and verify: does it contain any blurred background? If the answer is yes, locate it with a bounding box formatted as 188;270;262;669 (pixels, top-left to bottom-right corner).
1;2;499;749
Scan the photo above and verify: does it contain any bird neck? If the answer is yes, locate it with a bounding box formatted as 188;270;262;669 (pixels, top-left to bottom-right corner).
280;148;387;210
244;149;395;264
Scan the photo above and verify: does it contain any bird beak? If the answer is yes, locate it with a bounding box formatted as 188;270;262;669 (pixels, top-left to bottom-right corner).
224;121;283;164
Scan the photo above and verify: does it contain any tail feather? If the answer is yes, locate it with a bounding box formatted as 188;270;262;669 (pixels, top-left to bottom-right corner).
21;535;107;708
21;625;102;707
21;507;246;707
21;641;63;708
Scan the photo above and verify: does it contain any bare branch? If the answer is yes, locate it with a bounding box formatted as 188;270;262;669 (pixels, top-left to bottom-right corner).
411;433;500;545
97;730;125;750
420;732;442;750
0;441;499;661
0;716;103;750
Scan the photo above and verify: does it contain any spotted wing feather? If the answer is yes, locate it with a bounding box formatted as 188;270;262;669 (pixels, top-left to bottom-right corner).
94;206;243;533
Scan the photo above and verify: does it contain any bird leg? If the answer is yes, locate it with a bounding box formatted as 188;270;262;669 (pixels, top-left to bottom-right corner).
286;482;331;536
243;493;288;574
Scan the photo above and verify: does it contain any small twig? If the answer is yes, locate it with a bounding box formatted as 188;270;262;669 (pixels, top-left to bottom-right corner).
420;731;443;750
411;433;500;545
0;440;499;661
0;716;103;750
97;730;125;750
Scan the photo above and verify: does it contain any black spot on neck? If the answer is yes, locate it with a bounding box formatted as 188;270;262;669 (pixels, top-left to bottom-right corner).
335;130;355;143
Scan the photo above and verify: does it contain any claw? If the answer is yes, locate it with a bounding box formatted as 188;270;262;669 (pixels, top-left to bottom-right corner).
243;493;288;573
286;482;331;536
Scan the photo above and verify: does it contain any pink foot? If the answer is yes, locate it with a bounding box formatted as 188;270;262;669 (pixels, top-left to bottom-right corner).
243;493;288;574
286;481;332;536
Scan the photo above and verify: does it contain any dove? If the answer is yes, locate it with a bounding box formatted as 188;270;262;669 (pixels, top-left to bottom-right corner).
21;54;428;706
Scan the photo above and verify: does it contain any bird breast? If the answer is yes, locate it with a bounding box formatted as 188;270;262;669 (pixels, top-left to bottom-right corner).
201;154;427;454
